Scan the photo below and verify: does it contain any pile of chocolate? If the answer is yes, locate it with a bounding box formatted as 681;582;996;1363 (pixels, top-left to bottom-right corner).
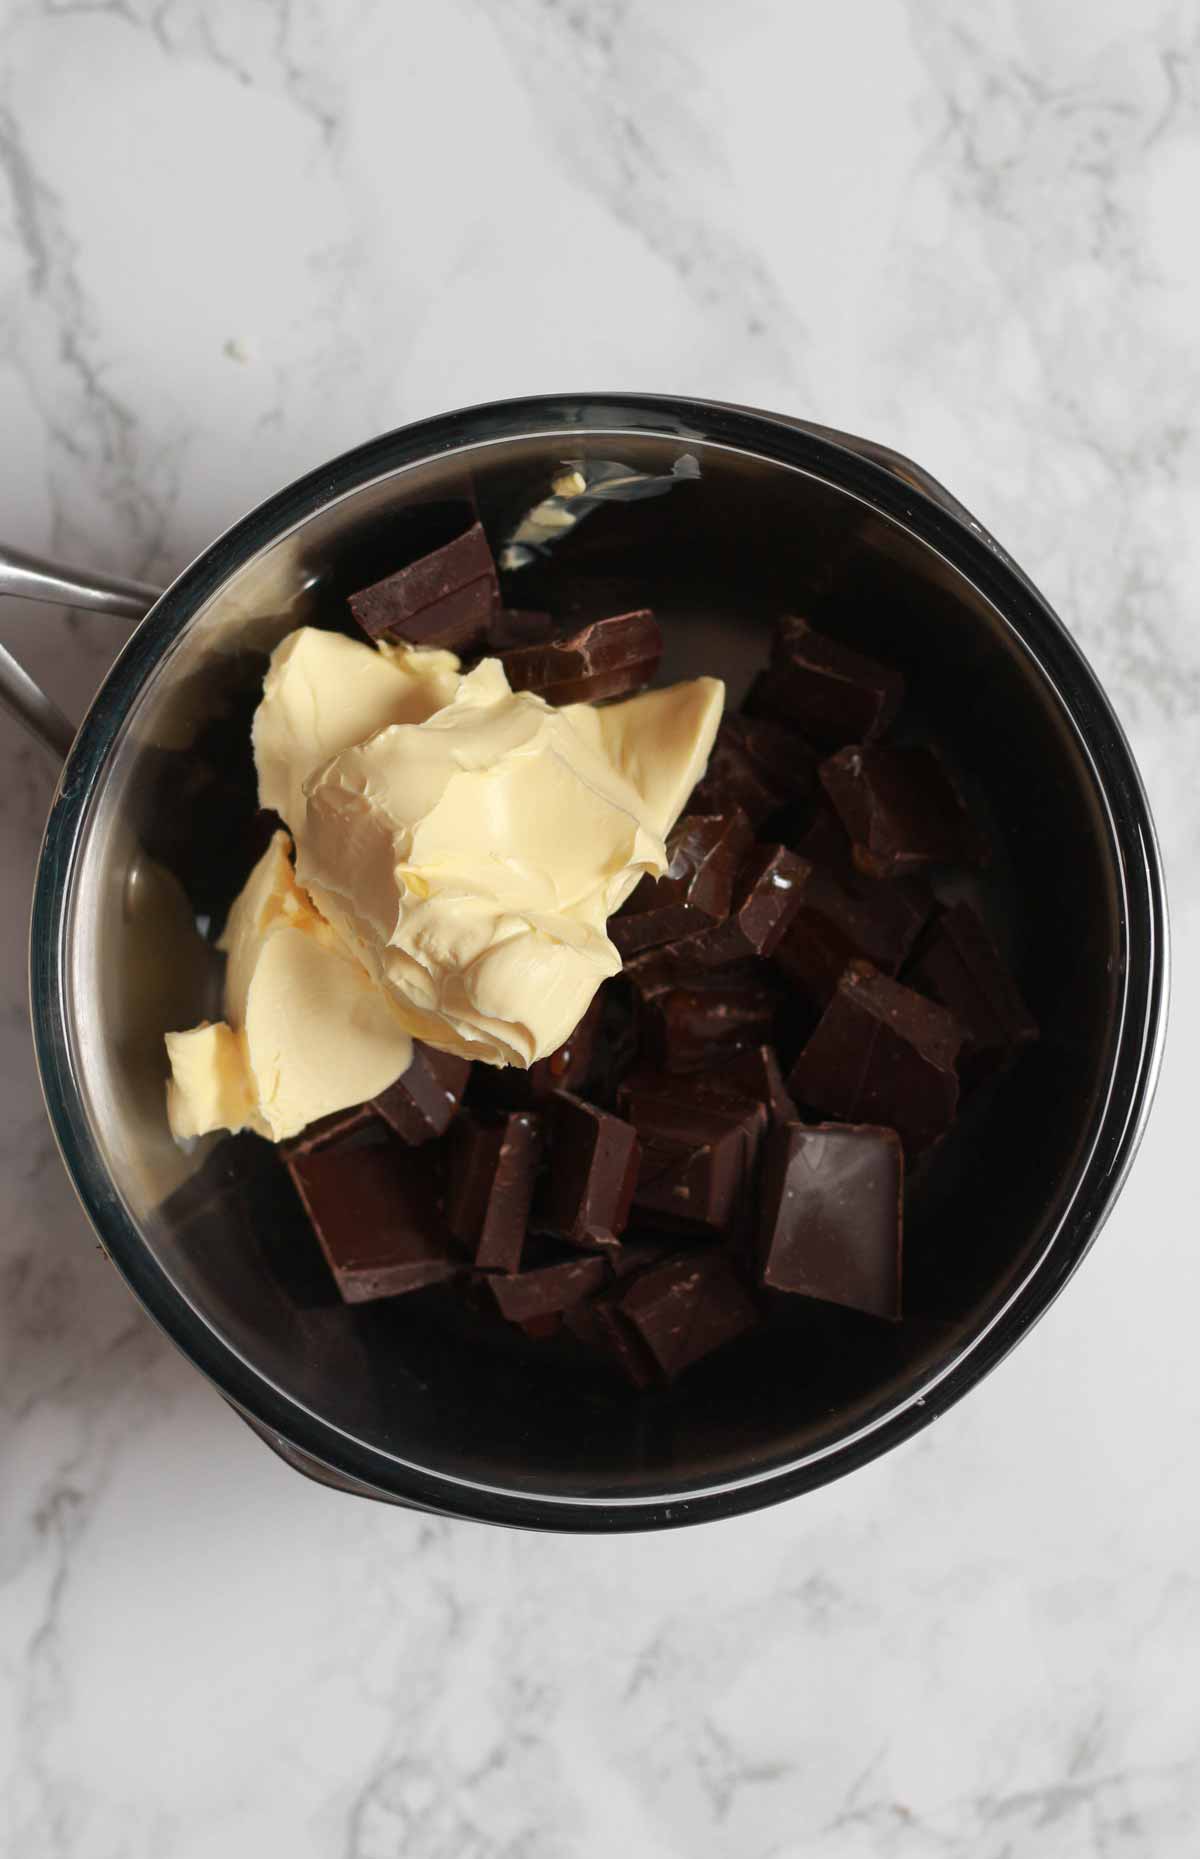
280;515;1037;1390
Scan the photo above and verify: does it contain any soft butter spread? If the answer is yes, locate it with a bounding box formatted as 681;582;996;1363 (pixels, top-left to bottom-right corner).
166;627;723;1141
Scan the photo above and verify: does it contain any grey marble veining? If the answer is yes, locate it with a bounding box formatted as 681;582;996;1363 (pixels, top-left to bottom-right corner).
0;1;1197;1854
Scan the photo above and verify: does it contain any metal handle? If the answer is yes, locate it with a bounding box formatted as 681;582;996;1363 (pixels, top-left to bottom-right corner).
0;543;162;762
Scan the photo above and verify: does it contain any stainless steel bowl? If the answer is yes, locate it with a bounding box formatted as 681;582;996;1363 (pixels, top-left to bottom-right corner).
6;395;1168;1531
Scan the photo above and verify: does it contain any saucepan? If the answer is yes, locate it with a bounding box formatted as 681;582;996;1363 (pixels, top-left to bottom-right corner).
3;395;1168;1531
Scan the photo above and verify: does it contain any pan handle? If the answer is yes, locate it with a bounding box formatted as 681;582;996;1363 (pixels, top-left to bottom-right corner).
0;542;162;762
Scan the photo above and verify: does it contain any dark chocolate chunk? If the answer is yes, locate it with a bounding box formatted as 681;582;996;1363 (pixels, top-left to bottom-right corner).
536;1092;640;1251
773;860;932;1009
489;1251;609;1323
758;1121;903;1319
819;745;983;879
685;844;811;965
610;810;753;958
788;961;961;1155
616;1250;761;1381
624;1088;766;1234
528;993;603;1098
622;942;726;1003
563;1289;660;1389
348;520;498;652
691;715;817;826
787;796;859;876
721;1044;799;1124
471;992;604;1109
282;1101;380;1157
606;1236;676;1279
906;902;1037;1087
499;609;662;705
285;1132;460;1303
641;972;780;1073
622;940;773;1004
732;714;819;808
789;799;934;932
586;980;641;1109
744;615;904;749
487;607;557;652
617;1065;758;1119
372;1045;472;1145
446;1111;543;1273
520;1312;564;1340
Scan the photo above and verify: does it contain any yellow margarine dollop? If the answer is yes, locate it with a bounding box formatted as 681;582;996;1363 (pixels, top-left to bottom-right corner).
165;625;724;1141
166;831;414;1142
252;626;461;831
298;657;722;1065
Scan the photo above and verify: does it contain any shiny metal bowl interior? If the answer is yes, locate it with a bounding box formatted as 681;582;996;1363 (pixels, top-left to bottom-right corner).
31;397;1167;1530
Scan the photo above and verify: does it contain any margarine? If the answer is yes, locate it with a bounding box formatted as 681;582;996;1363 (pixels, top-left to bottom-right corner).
166;626;723;1141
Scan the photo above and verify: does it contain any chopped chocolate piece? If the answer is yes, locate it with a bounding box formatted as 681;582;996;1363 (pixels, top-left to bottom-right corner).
625;1089;766;1234
734;714;819;808
641;973;780;1073
586;980;640;1108
348;520;498;652
758;1121;903;1319
606;1236;675;1278
610;810;753;958
906;902;1038;1087
622;942;717;1003
788;962;961;1155
530;993;604;1097
773;861;932;1008
499;609;662;705
564;1290;660;1390
788;796;858;877
617;1065;756;1118
282;1101;380;1157
819;745;984;879
446;1111;543;1273
622;940;771;1005
487;607;557;652
471;992;604;1109
520;1312;564;1340
722;1044;799;1124
686;844;811;965
285;1133;460;1303
691;721;778;825
536;1092;640;1251
691;715;817;826
617;1250;761;1381
489;1251;608;1323
372;1045;472;1145
745;615;904;749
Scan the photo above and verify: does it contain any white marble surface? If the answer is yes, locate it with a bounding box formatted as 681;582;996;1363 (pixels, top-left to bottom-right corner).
1;1;1197;1852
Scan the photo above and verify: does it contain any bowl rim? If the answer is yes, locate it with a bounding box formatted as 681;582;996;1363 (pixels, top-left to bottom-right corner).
29;393;1170;1532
